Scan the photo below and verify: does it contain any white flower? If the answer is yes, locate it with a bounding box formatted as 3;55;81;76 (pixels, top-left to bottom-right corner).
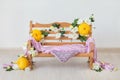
92;62;101;70
86;20;91;25
28;48;37;57
6;66;11;69
25;67;31;71
18;54;25;57
70;25;73;29
12;64;19;70
68;33;78;40
71;27;78;33
55;33;61;38
54;27;59;32
50;26;59;32
22;42;27;51
50;26;54;31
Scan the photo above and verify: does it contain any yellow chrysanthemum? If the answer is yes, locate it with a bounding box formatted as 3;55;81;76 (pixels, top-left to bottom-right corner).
78;22;91;36
16;56;30;70
31;29;42;42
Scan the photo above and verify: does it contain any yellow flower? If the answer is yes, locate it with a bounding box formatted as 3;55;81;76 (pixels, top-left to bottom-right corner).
31;29;42;42
78;22;91;36
16;56;30;70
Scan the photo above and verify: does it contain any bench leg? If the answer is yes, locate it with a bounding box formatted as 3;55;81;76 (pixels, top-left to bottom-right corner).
89;56;93;69
89;52;94;69
28;54;33;70
88;57;90;63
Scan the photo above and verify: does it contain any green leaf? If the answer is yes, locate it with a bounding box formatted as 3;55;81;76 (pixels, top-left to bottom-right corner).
41;30;49;37
89;14;95;22
6;66;14;71
78;35;87;42
71;18;79;27
52;23;60;29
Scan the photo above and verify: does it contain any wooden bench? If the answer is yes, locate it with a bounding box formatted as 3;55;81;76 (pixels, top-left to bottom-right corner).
27;21;94;69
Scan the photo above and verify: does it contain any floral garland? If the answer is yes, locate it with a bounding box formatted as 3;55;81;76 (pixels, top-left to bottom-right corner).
69;15;94;42
49;14;95;42
50;23;66;38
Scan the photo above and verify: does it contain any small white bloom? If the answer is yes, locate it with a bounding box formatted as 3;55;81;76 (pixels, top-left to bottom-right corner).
55;33;61;38
22;42;27;50
50;26;54;31
92;62;101;70
28;49;37;57
41;35;44;38
86;20;91;25
93;65;100;70
18;54;25;57
25;67;31;71
12;64;19;70
54;27;59;32
71;27;78;33
71;33;79;40
7;66;11;69
70;25;73;29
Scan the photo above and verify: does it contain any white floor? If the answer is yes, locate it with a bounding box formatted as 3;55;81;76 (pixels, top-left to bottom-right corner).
0;48;120;80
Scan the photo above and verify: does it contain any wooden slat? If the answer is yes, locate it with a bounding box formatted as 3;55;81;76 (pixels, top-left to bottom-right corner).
36;52;91;57
44;36;72;40
32;22;71;28
42;42;85;46
48;31;71;34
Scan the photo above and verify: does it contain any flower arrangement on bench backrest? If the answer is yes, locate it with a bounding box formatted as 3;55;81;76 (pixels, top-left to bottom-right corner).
30;14;95;43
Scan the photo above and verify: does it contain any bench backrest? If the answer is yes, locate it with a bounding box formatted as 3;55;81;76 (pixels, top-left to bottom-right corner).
29;21;92;46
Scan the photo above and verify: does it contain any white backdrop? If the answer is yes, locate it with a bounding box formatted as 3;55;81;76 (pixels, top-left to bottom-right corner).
0;0;120;48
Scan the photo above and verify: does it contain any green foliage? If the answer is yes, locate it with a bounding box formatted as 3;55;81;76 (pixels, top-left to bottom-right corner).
4;66;14;71
95;68;102;72
78;35;87;42
52;23;60;29
41;30;49;37
59;28;65;37
89;14;95;22
71;18;79;27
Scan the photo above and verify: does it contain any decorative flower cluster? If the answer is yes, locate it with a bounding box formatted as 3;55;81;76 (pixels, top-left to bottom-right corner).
3;55;31;71
31;29;49;42
50;23;66;38
68;16;94;42
92;61;117;72
30;14;95;42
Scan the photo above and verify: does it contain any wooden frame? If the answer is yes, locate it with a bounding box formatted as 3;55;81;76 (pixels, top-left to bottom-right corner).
27;21;94;69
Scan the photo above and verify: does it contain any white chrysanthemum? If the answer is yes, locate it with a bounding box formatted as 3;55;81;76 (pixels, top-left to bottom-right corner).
12;64;19;70
92;62;100;70
86;20;91;25
18;54;25;57
55;33;61;38
25;67;31;71
22;42;27;51
68;33;78;40
28;48;37;57
71;27;78;33
72;33;79;39
50;26;54;31
54;27;59;32
70;25;73;29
